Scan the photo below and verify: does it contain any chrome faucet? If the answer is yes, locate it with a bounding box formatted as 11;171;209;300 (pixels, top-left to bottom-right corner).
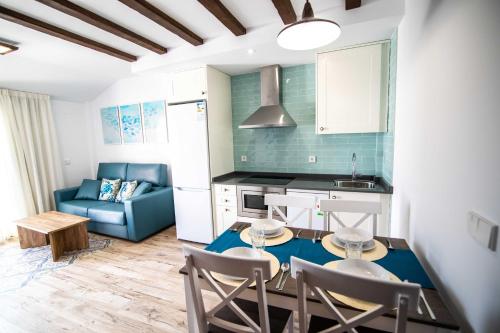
352;153;357;180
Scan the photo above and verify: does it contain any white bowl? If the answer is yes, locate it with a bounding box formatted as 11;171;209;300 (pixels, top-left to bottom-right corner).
336;259;390;281
335;227;373;244
222;247;260;259
330;234;376;251
220;247;260;280
252;219;284;235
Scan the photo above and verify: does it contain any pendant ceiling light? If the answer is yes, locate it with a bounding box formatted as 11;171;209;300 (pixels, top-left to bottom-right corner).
277;0;341;51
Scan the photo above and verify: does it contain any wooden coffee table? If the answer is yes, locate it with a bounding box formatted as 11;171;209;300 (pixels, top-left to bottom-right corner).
15;211;90;261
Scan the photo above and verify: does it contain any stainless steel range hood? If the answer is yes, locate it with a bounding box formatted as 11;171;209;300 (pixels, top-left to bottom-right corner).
239;65;297;129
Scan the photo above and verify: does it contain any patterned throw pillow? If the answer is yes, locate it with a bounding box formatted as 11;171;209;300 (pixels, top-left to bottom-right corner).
98;178;122;202
115;180;138;203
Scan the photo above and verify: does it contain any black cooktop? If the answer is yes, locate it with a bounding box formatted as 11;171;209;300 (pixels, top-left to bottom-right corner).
238;175;294;185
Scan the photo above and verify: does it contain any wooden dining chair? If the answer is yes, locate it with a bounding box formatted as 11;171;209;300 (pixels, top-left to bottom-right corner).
290;256;420;333
320;199;382;235
183;244;293;333
265;194;316;229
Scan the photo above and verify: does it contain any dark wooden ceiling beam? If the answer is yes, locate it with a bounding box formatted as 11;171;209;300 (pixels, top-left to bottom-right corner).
271;0;296;25
345;0;362;10
0;5;137;61
197;0;246;36
118;0;203;46
35;0;167;54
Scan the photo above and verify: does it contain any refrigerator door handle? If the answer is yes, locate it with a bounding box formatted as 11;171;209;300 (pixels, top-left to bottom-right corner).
175;187;209;192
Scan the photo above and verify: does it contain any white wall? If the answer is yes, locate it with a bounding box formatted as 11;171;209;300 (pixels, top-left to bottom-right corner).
51;99;93;187
392;1;500;332
88;74;172;182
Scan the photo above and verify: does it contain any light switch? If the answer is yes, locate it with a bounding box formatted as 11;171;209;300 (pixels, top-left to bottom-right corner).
467;211;498;251
241;155;247;162
308;155;317;163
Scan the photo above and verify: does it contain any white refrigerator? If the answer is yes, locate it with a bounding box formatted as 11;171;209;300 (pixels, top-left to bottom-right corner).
167;101;214;244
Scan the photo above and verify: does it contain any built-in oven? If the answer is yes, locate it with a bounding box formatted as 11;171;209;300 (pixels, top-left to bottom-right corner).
237;185;286;220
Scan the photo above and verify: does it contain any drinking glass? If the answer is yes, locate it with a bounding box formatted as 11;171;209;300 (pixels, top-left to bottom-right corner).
345;239;363;259
250;226;266;256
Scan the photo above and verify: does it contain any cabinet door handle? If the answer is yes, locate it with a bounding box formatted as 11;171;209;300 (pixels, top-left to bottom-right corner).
224;199;229;202
331;195;337;199
320;127;325;131
201;91;206;95
225;208;230;212
224;188;229;192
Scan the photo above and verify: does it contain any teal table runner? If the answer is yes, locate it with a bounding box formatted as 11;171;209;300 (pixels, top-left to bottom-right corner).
205;229;434;289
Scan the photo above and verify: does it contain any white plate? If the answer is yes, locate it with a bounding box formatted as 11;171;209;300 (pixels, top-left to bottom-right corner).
265;228;285;239
330;234;376;251
335;227;373;244
336;259;390;281
252;219;285;235
219;247;261;281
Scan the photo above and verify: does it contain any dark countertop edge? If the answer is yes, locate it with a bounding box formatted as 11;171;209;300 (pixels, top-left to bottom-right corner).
212;171;393;194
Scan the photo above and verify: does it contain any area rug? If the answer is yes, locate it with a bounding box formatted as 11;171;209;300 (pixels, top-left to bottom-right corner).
0;234;112;294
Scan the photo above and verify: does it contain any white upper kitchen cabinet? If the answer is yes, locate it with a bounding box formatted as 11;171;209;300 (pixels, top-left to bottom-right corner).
167;67;208;104
316;42;390;134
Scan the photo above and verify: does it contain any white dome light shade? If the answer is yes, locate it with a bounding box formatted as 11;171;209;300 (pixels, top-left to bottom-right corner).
277;19;341;50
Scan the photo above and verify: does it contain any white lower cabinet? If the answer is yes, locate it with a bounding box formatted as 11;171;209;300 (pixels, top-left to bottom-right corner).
214;184;237;236
328;191;391;236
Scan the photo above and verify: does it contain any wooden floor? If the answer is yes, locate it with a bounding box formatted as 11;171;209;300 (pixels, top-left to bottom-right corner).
0;226;219;333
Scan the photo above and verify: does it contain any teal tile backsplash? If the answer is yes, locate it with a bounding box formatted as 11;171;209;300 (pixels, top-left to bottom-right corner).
232;37;397;182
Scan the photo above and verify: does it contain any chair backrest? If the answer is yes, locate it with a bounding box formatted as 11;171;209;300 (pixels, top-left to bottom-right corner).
320;199;382;235
265;194;316;228
183;244;273;333
290;257;420;333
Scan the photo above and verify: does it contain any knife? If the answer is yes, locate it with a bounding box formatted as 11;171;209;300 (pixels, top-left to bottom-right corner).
420;290;436;320
278;271;290;290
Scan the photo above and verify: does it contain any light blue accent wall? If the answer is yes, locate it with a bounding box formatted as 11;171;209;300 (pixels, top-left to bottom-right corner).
232;38;397;180
379;31;398;184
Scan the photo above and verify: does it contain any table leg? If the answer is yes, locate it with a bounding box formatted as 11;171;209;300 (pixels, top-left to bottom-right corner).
49;223;89;262
184;274;200;333
17;226;48;249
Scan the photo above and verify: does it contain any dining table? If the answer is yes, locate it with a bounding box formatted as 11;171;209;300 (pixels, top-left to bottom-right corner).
179;222;459;333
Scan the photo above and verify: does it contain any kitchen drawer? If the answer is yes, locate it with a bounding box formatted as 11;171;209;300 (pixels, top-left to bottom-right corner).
215;205;237;236
216;194;237;207
215;184;236;196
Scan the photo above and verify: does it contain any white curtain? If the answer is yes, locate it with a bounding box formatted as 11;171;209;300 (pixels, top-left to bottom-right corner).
0;89;64;241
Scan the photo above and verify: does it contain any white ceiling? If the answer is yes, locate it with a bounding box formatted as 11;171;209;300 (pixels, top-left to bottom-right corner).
0;0;404;102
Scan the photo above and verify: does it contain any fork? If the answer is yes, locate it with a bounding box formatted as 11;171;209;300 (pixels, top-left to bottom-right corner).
386;238;395;251
294;229;302;239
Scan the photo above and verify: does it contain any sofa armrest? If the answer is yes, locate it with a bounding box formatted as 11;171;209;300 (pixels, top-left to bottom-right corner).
124;187;175;242
54;186;79;210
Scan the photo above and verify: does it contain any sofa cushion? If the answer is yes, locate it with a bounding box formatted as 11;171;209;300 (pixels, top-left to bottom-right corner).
97;163;128;180
126;163;167;187
115;180;138;203
132;181;152;198
58;200;106;217
75;179;101;200
88;202;126;225
98;178;122;202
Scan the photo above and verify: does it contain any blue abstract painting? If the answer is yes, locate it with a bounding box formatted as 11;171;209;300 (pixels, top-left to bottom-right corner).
119;104;143;144
142;100;167;143
100;106;121;144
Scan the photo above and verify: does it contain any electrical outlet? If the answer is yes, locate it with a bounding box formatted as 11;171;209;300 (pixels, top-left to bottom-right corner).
241;155;247;162
308;155;317;163
467;211;498;251
63;158;71;166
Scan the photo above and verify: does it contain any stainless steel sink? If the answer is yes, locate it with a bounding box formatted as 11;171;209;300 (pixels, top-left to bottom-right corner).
334;180;376;189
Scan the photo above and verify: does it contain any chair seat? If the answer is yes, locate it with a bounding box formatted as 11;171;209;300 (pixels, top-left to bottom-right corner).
58;200;106;217
308;316;389;333
209;298;292;333
88;202;126;225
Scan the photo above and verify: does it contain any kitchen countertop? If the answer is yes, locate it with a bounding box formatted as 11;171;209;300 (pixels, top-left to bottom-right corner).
212;171;393;194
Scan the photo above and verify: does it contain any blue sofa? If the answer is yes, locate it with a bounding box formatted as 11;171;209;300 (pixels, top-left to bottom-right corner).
54;163;175;242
